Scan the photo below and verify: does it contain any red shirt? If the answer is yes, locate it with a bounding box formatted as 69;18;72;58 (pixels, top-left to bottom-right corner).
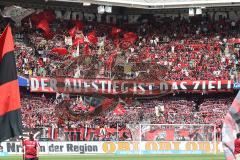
234;139;240;154
23;139;39;158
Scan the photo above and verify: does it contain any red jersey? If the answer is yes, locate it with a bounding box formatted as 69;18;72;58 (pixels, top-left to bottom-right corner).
23;139;39;158
234;139;240;154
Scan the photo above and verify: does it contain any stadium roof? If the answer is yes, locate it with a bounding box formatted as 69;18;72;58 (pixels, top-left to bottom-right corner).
51;0;240;9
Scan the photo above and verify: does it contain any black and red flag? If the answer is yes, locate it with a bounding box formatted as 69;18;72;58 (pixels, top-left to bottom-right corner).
0;25;22;142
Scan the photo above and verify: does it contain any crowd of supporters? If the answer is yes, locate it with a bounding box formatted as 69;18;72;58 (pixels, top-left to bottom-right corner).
0;11;240;80
20;93;234;141
1;10;238;141
21;94;56;128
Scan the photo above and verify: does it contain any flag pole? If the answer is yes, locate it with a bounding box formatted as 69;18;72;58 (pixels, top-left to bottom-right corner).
21;137;25;160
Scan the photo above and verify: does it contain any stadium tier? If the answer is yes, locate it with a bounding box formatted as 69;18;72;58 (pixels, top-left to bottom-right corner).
20;93;232;142
1;1;240;159
12;12;240;81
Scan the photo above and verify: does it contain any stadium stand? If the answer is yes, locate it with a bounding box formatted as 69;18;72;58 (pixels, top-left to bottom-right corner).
0;4;239;143
19;92;233;141
3;13;238;81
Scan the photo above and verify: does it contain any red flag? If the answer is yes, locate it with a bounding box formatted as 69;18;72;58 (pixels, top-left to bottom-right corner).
113;103;126;116
31;10;56;39
88;31;98;44
51;48;68;55
111;27;122;36
68;26;77;37
0;25;22;141
73;37;84;46
123;32;138;44
68;21;84;37
37;19;51;36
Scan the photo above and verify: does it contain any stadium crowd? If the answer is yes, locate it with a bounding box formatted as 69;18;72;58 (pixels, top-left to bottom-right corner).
1;10;238;141
21;94;56;128
0;11;238;80
20;93;233;141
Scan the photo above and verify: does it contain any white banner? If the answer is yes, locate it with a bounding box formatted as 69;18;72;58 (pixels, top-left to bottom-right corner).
30;77;233;94
1;5;35;24
1;141;223;155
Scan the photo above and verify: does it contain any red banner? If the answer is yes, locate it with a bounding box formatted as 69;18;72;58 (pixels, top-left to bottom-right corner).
30;77;233;95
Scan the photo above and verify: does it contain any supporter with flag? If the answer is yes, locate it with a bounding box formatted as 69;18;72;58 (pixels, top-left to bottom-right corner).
0;25;22;142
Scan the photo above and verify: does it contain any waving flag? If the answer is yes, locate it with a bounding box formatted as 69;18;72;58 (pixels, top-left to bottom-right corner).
68;21;84;37
222;91;240;160
68;26;77;37
51;48;68;55
73;37;84;46
1;5;34;24
0;25;22;142
123;32;138;44
111;27;122;36
87;31;98;44
37;19;51;35
36;19;53;39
